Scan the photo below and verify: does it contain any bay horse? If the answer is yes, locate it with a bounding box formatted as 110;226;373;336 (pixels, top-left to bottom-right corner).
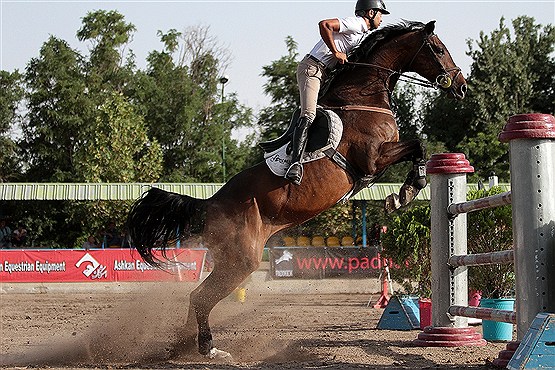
126;20;466;359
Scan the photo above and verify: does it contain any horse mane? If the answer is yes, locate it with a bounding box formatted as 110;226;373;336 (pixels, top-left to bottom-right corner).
349;20;427;62
320;20;426;92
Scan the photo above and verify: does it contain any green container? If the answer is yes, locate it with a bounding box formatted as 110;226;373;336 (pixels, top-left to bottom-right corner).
479;298;515;341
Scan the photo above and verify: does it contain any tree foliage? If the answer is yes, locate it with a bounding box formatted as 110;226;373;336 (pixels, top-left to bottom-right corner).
131;26;253;182
258;36;300;143
21;36;90;182
1;10;252;247
74;92;163;183
381;204;431;297
422;16;555;180
0;70;23;181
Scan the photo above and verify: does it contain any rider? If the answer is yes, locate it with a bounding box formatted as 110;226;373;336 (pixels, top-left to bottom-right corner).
285;0;390;185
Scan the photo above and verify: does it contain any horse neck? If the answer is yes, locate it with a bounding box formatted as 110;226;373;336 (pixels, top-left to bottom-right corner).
321;32;422;108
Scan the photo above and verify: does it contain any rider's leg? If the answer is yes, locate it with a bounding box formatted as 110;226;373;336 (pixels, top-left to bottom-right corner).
285;116;313;184
285;56;322;185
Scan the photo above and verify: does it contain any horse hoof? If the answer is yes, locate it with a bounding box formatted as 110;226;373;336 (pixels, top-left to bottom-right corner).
414;177;427;190
207;347;233;361
384;193;401;213
399;184;420;206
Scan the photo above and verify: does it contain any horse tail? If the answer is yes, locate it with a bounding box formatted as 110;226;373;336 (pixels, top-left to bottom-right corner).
126;187;206;266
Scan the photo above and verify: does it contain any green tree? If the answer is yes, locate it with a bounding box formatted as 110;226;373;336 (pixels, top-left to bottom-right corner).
381;204;431;297
0;70;23;181
258;36;300;143
21;36;90;182
422;16;555;180
131;26;253;182
74;92;162;183
393;83;421;141
77;9;137;94
467;187;514;298
14;11;164;247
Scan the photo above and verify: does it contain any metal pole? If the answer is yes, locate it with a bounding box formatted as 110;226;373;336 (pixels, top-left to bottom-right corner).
448;305;517;324
427;153;474;328
361;201;367;247
499;113;555;340
448;191;511;216
219;76;229;182
448;249;514;268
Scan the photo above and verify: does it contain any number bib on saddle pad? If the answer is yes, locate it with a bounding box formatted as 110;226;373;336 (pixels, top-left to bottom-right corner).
263;108;343;177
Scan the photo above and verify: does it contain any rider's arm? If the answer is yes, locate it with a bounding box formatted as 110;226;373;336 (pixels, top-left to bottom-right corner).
318;18;348;64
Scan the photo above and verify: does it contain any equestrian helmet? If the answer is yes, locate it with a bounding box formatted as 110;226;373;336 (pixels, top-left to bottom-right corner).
355;0;390;14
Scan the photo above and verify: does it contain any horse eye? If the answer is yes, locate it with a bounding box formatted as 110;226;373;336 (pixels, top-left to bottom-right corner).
436;48;445;56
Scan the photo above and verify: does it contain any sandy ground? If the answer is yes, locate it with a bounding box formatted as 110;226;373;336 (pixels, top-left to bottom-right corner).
0;281;509;369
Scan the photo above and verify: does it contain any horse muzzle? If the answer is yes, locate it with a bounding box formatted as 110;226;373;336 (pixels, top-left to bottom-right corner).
443;70;467;100
455;83;468;100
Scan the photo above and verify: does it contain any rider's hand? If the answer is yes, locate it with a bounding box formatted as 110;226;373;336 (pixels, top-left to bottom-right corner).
334;51;348;64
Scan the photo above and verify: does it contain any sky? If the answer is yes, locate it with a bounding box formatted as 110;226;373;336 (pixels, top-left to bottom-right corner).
1;0;554;112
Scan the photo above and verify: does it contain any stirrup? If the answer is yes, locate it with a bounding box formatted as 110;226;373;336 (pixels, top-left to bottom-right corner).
285;162;304;185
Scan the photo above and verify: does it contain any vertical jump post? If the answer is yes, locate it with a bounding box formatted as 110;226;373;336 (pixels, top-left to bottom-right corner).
499;113;555;339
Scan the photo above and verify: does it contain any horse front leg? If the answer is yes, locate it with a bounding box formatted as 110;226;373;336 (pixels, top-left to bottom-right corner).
375;139;426;212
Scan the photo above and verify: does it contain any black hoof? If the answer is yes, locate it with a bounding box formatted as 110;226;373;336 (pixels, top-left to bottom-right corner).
198;332;213;356
384;193;401;213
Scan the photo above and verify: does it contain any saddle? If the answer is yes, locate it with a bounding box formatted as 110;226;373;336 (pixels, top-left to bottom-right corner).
259;108;337;154
260;108;379;199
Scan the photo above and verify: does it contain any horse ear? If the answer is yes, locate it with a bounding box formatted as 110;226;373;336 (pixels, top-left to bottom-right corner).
424;20;436;35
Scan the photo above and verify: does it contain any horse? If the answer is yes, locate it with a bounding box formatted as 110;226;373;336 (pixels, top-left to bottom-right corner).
126;20;467;360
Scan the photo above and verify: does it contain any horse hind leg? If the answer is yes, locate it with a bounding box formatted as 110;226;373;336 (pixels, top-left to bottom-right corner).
185;252;260;360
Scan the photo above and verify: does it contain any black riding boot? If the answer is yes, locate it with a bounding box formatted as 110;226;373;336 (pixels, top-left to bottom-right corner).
285;116;312;185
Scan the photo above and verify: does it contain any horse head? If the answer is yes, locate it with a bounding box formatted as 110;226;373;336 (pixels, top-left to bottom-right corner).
331;20;467;103
404;21;467;100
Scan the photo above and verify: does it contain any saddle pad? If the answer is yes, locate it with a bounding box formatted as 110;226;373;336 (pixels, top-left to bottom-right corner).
264;109;343;177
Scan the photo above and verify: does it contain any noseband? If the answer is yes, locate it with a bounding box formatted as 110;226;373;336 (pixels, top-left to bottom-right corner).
408;33;462;91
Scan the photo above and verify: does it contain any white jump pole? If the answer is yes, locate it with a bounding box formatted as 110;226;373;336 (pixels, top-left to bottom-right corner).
415;153;486;347
426;153;474;329
499;113;555;340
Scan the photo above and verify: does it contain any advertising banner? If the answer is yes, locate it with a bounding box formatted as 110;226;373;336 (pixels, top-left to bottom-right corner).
0;248;206;283
270;246;397;279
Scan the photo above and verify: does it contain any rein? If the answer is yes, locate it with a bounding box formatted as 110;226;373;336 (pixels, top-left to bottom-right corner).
345;61;437;89
345;33;461;91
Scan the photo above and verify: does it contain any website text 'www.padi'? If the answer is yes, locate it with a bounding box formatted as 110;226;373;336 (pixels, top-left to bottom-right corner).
296;256;406;273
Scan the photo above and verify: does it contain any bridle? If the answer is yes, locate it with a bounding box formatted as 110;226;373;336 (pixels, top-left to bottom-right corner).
345;31;462;92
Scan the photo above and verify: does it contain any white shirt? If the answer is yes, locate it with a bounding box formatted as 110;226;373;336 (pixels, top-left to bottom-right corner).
309;16;369;69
